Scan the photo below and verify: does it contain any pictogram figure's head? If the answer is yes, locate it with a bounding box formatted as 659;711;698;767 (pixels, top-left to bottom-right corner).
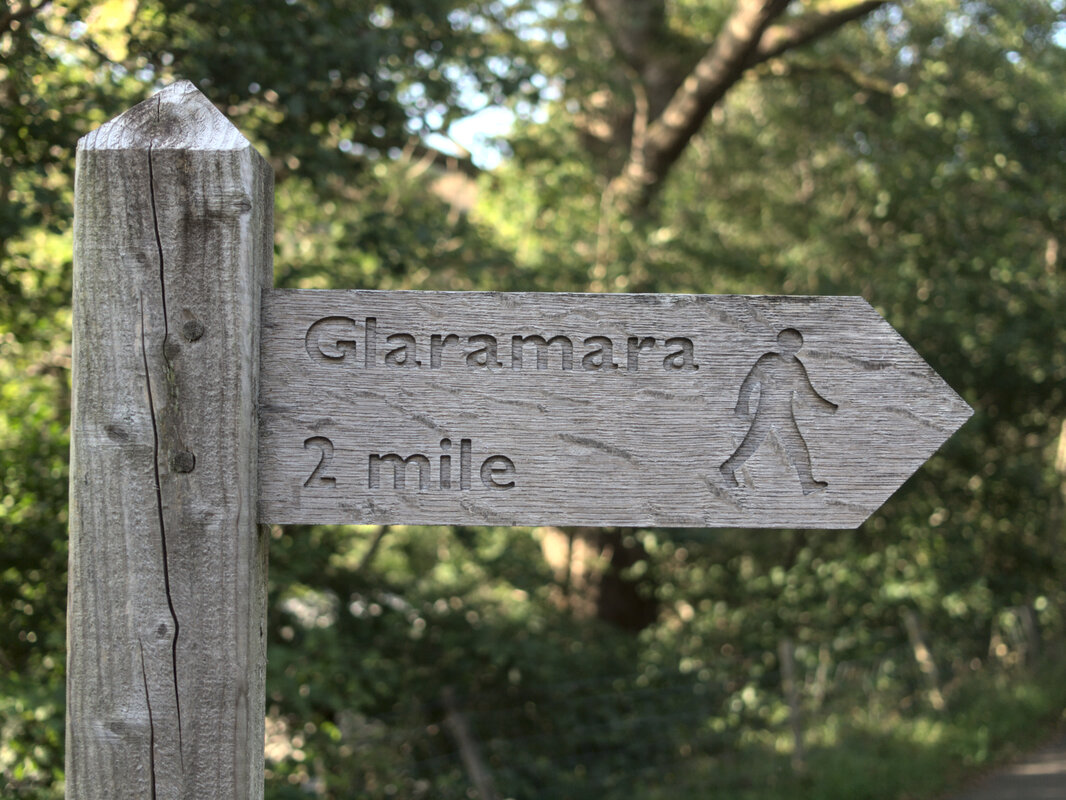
776;328;803;357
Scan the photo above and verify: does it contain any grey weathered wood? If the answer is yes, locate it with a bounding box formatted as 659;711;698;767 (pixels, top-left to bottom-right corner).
68;82;272;799
258;290;971;528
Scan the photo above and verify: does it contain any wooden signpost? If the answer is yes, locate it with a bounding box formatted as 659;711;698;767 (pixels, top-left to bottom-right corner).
67;83;971;798
260;289;971;528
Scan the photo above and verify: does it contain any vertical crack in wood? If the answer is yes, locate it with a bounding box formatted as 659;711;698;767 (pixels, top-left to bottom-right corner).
145;117;184;762
139;640;158;800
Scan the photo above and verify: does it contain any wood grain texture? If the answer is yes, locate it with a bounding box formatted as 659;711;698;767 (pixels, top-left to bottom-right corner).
68;82;272;799
258;291;971;528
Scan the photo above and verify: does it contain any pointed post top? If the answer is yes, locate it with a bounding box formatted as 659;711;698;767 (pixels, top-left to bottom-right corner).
79;80;249;152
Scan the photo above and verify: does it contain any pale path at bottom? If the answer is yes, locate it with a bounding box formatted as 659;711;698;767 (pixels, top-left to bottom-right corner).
945;732;1066;800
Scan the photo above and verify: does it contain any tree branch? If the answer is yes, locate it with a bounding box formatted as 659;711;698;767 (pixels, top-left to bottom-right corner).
612;0;792;210
405;141;481;179
608;0;890;211
770;56;897;97
749;1;889;66
355;525;391;575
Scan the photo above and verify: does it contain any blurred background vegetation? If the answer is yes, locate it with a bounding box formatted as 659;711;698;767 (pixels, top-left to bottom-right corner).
2;0;1066;797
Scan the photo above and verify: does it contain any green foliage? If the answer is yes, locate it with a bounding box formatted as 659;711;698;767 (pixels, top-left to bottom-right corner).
642;656;1066;800
130;0;538;180
0;671;64;800
260;522;658;796
272;166;517;292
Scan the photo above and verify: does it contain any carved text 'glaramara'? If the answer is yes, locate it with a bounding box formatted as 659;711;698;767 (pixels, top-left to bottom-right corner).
304;316;699;372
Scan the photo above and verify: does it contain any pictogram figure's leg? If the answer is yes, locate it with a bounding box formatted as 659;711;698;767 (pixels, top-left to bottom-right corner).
720;417;771;487
780;414;827;494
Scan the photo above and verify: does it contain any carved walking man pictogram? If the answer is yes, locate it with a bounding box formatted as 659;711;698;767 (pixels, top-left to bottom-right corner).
720;328;837;494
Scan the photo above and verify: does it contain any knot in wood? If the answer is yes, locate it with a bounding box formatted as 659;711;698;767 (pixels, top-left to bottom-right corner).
183;320;205;341
171;451;196;473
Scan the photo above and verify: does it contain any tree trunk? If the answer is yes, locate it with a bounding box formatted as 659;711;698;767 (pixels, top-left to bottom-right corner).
587;0;889;211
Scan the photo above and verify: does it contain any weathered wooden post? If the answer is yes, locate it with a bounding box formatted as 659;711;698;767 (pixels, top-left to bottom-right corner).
68;82;272;798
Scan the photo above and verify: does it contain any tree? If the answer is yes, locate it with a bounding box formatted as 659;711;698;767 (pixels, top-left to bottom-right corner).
587;0;889;211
